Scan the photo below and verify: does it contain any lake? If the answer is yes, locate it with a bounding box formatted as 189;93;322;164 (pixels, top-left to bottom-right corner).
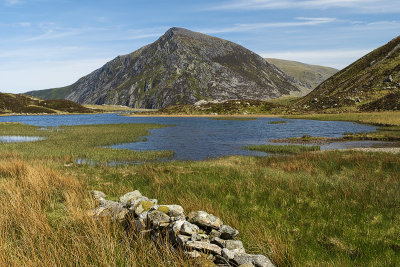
0;114;380;160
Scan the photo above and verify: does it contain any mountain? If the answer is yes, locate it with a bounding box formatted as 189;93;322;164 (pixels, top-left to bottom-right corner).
297;35;400;111
0;93;96;114
265;58;338;96
26;27;301;109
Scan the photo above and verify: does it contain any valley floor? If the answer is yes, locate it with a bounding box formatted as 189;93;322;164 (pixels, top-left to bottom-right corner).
0;112;399;266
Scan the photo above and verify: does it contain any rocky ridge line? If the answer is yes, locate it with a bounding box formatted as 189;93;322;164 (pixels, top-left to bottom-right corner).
89;190;274;267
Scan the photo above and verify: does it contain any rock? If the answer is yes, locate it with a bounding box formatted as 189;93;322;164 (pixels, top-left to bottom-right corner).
219;224;239;240
225;240;245;253
90;190;106;200
184;251;202;258
90;200;129;221
180;221;200;236
147;210;170;228
251;255;275;267
233;254;254;266
211;237;226;248
170;220;186;234
221;248;235;260
210;229;222;238
176;234;191;247
185;241;222;256
188;211;223;230
233;254;275;267
190;233;210;242
133;200;157;215
119;190;142;205
239;264;255;267
157;204;184;217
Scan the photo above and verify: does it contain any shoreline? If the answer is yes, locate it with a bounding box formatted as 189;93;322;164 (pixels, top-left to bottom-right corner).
126;113;280;118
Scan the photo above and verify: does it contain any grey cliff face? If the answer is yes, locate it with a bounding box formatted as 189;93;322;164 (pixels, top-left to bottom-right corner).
65;27;300;108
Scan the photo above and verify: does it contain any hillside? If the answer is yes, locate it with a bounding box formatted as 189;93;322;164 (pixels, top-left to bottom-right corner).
297;35;400;111
26;27;300;109
266;58;338;96
0;93;96;114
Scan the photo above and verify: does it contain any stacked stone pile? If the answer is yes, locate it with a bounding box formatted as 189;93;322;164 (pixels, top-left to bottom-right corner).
89;190;274;267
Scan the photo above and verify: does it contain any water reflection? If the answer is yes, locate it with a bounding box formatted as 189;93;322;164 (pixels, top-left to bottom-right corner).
0;136;45;143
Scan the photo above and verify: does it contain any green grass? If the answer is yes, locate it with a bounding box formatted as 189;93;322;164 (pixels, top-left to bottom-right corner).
1;121;399;266
245;144;320;154
80;152;400;266
208;117;257;121
286;111;400;141
0;122;173;163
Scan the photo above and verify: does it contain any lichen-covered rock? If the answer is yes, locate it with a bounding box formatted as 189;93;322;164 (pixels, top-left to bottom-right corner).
233;254;254;266
225;240;245;253
147;210;170;228
176;234;191;247
219;224;239;240
211;237;226;248
188;211;223;230
119;190;142;205
89;199;129;221
185;240;222;256
133;200;157;215
234;254;275;267
180;221;200;236
157;204;184;217
251;255;275;267
184;251;202;258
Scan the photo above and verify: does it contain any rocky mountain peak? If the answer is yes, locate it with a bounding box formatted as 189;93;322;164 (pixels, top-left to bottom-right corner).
26;28;301;109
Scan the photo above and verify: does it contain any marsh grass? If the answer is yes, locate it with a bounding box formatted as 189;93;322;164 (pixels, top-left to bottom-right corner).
1;121;399;266
0;157;195;266
81;152;400;266
0;123;173;163
286;111;400;126
245;144;320;154
269;120;287;124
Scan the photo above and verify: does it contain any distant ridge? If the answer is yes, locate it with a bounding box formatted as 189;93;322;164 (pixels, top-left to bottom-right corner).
26;27;301;109
0;92;95;114
265;58;338;96
297;35;400;111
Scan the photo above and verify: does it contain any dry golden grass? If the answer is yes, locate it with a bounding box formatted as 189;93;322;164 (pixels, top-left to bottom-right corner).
286;111;400;126
0;157;193;266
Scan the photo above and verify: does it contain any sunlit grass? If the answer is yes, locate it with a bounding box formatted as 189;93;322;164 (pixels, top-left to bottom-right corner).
245;144;320;154
285;111;400;126
0;123;173;163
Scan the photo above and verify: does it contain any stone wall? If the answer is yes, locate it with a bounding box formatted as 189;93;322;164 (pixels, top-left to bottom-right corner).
89;190;275;267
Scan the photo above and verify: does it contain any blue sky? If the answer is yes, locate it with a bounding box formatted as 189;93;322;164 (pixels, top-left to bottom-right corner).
1;0;400;93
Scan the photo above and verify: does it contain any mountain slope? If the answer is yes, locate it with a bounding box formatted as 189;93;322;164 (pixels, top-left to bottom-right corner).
266;58;338;96
26;28;300;109
0;93;95;114
297;35;400;111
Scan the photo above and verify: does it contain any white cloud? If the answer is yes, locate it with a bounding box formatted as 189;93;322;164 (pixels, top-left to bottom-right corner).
260;49;372;69
200;17;335;34
211;0;400;13
4;0;23;6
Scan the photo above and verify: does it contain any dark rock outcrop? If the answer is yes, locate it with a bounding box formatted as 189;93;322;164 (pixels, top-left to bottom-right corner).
28;27;300;109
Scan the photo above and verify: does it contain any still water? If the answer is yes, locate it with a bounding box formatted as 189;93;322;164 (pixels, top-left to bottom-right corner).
0;114;379;160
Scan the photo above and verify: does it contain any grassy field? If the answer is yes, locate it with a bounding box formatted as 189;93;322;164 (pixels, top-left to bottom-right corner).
0;120;399;266
0;122;173;163
286;111;400;126
245;144;320;154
